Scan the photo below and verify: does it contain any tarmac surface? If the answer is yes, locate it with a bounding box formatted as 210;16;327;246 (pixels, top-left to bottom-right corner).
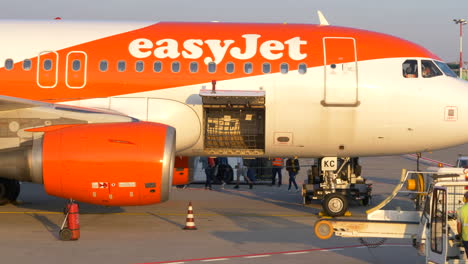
2;144;468;264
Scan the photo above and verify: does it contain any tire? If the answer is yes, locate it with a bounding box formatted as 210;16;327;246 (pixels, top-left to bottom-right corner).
323;193;348;217
59;228;73;241
314;220;334;240
7;180;20;202
0;178;17;205
0;179;9;205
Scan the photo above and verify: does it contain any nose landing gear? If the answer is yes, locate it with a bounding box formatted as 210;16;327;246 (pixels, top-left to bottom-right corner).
302;157;372;217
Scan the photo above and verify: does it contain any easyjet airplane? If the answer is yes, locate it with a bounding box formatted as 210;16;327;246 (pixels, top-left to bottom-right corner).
0;17;466;208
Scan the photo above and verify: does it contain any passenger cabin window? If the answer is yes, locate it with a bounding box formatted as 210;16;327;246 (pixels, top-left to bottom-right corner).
262;63;271;74
280;63;289;74
190;62;198;73
226;62;235;74
422;60;443;78
23;59;32;71
99;60;108;72
208;62;216;73
135;61;144;72
298;63;307;74
5;59;13;70
402;60;418;78
172;61;180;73
244;62;253;74
117;61;126;72
43;59;53;71
153;61;162;72
72;60;81;71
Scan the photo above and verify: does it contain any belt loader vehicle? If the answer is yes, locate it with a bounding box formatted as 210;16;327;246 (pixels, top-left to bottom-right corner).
314;167;468;263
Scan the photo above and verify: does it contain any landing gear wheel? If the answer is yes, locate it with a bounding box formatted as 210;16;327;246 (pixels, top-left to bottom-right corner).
323;193;348;217
8;180;20;202
0;178;18;205
59;228;73;241
0;179;9;205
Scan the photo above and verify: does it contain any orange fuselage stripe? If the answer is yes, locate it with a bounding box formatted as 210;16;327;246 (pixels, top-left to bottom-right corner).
0;22;439;102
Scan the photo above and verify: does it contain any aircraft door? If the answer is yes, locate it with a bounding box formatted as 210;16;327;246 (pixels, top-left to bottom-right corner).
65;51;87;89
427;187;448;264
37;51;59;88
323;37;358;106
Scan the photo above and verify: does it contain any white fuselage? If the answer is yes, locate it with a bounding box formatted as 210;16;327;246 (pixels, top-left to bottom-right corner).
67;58;468;157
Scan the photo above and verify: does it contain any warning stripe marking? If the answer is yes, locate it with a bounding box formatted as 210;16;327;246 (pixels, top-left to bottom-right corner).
244;255;270;258
283;252;308;255
404;154;454;167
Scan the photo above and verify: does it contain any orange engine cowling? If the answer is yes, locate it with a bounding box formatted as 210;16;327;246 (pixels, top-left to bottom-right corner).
41;122;176;206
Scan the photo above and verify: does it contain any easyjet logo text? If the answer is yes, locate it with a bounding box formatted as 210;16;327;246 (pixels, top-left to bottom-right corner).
128;34;307;64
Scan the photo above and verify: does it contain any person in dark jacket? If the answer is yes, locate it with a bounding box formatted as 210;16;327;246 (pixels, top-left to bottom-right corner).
200;157;216;190
286;156;300;192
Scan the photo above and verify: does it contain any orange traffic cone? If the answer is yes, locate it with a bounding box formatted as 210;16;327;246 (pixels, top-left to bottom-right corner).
183;201;197;230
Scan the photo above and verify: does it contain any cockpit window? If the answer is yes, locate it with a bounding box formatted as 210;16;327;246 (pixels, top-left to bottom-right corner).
403;60;418;78
422;60;442;78
434;61;458;78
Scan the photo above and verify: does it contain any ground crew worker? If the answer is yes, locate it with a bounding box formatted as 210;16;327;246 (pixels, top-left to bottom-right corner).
286;156;300;192
233;157;253;189
457;192;468;257
201;157;216;190
271;157;283;187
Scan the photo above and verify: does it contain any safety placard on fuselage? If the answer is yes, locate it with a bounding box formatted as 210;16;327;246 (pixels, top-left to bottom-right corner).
445;106;458;121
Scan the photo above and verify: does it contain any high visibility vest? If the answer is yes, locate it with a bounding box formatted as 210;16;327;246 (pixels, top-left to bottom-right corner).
459;203;468;241
272;158;283;167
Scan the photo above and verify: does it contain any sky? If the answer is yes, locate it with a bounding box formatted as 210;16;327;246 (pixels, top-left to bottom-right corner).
0;0;467;63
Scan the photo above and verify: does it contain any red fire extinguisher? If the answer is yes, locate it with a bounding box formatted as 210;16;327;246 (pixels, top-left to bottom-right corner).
59;201;80;241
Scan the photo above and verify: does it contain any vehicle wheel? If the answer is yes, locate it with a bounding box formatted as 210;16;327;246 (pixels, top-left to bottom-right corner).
314;220;334;240
59;228;73;241
323;193;348;217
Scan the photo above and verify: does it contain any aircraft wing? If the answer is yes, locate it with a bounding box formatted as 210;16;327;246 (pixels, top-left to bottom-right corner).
0;95;136;150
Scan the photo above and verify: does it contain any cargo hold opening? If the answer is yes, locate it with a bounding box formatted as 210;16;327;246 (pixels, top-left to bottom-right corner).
200;89;265;156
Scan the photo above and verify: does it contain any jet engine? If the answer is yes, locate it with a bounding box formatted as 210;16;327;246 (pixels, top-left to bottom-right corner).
0;122;175;206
